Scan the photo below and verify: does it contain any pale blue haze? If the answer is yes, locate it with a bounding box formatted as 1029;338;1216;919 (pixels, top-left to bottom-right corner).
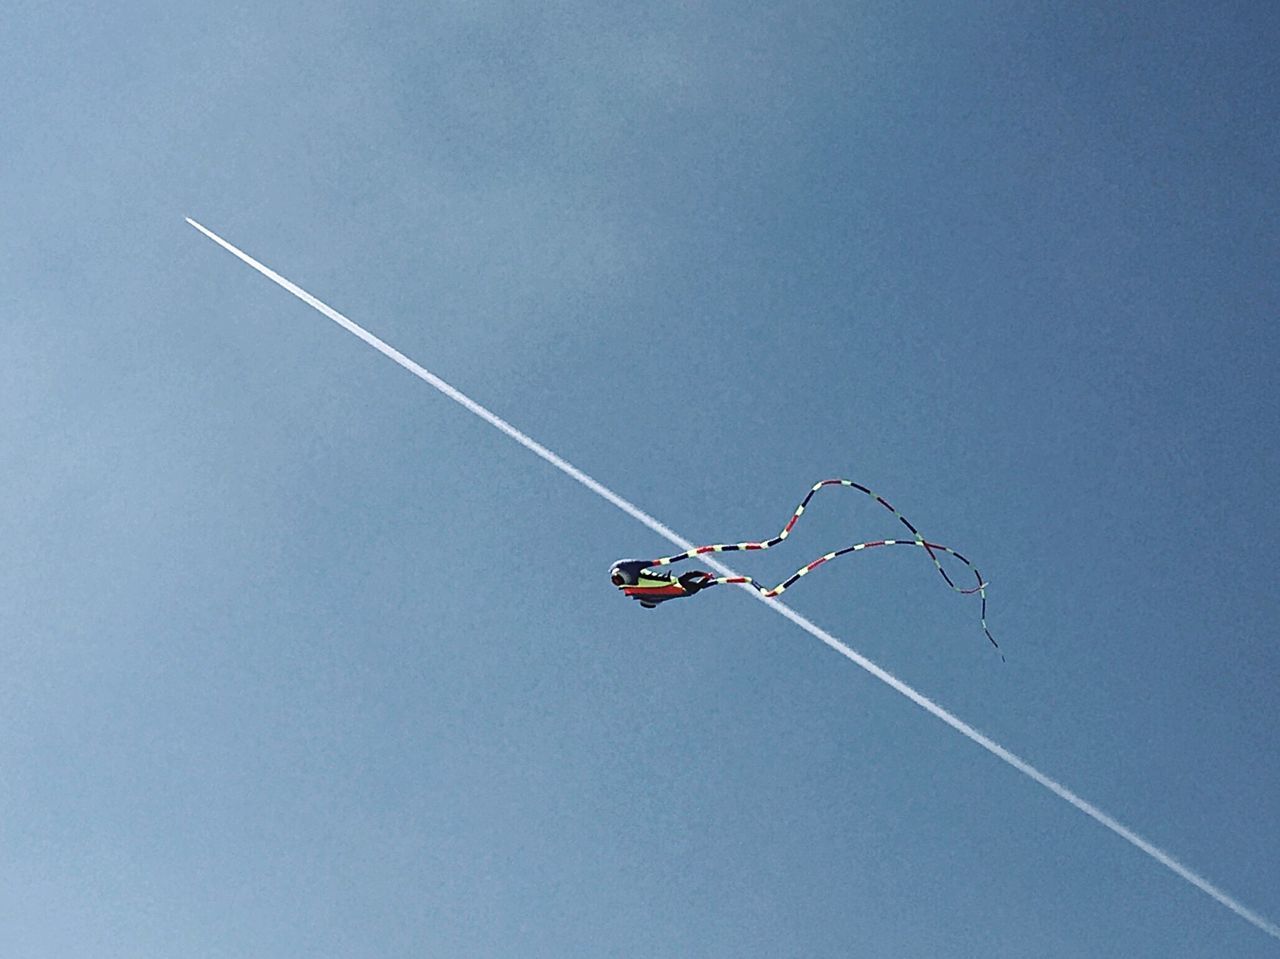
2;2;1278;957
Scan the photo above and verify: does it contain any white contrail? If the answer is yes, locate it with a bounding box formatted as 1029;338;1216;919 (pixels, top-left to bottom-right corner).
186;216;1279;942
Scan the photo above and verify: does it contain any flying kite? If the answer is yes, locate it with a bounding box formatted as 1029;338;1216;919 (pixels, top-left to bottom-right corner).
610;478;1000;655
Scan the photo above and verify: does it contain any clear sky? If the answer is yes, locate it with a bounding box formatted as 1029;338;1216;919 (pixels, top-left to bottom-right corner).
3;2;1278;956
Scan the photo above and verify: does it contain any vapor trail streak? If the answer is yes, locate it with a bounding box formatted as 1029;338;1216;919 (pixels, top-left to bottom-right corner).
186;216;1279;943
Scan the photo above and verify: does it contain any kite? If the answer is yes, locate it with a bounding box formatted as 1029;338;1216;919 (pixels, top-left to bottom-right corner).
610;478;1000;656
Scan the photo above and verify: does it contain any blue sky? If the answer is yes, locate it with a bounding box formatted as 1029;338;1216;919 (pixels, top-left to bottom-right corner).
3;2;1278;956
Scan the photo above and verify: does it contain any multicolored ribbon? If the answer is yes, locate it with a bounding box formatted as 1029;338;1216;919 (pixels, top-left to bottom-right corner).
648;479;1000;655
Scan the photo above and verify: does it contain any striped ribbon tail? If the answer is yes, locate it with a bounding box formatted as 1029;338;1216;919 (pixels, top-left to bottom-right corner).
650;479;1000;657
707;540;998;657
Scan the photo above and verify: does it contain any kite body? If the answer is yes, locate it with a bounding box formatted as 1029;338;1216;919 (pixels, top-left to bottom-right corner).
610;478;1001;655
610;559;715;608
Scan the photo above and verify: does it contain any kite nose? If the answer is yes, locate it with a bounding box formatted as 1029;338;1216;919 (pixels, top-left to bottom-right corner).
609;559;649;587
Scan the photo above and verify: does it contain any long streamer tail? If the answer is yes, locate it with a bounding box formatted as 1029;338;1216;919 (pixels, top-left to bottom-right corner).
709;540;999;657
651;479;1000;656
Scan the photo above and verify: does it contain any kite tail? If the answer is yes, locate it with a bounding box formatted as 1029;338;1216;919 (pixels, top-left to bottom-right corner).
650;479;1000;657
707;540;1000;658
651;478;970;596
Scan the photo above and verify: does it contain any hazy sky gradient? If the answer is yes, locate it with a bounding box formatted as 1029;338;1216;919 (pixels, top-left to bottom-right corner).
3;2;1278;956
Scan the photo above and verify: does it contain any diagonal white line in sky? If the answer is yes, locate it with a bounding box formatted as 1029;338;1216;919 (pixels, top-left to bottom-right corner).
186;216;1279;943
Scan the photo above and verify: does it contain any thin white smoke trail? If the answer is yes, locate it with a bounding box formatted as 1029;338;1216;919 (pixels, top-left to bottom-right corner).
186;216;1279;943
